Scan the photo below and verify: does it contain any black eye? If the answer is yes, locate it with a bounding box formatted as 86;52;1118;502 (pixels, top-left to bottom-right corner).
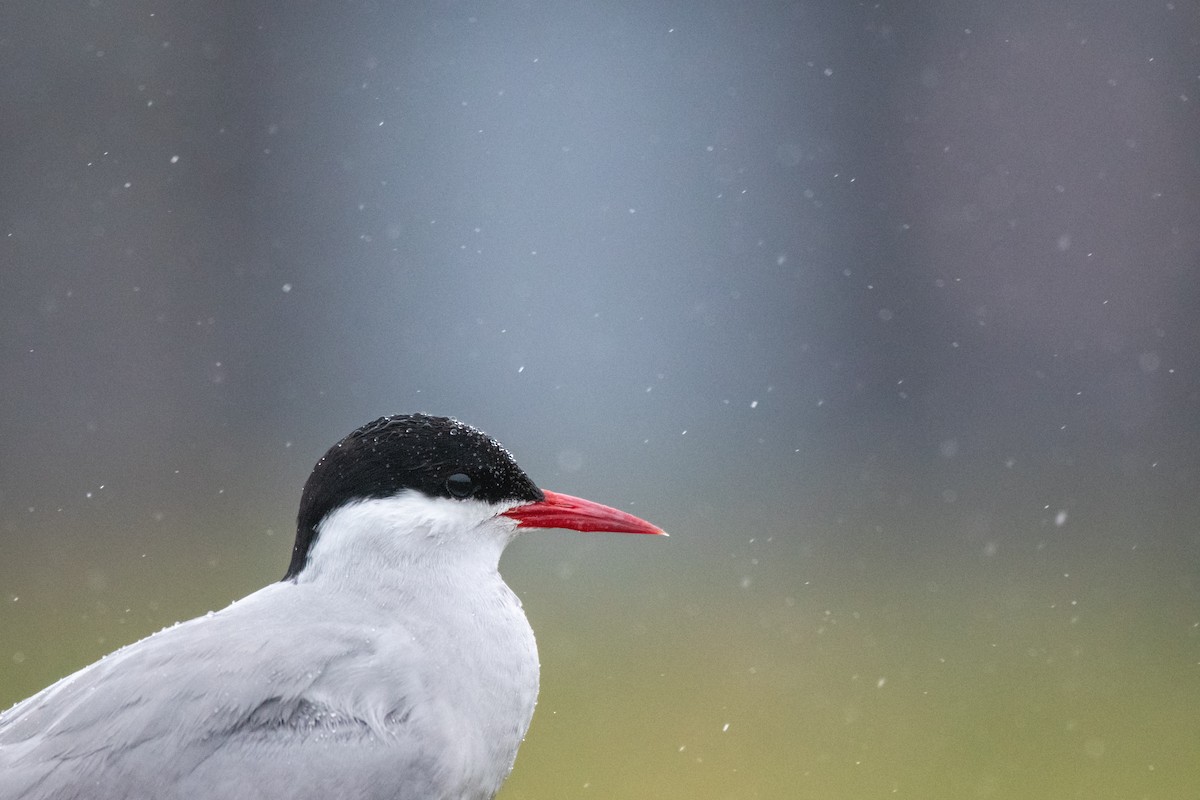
445;472;477;498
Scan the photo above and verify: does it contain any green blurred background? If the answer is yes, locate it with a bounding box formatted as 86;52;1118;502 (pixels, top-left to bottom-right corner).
2;2;1198;798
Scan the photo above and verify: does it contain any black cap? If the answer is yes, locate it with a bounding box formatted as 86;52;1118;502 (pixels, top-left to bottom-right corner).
285;414;544;580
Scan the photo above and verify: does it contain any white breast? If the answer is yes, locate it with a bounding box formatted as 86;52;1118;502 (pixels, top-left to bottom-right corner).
298;493;542;795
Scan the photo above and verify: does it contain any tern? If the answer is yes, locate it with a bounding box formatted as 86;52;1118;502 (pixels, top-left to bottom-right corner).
0;413;665;799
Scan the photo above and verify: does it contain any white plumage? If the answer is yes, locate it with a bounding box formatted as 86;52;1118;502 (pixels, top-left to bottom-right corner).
0;414;663;799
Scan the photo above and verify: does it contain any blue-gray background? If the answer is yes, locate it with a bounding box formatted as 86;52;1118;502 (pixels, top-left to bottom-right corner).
2;3;1198;797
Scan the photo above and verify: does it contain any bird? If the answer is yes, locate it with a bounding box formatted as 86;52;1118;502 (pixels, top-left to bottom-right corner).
0;413;665;799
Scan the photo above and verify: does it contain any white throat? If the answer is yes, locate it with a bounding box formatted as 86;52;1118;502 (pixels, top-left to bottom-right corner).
297;491;522;589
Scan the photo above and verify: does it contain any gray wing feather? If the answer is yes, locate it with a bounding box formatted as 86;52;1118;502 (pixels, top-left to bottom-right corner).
0;582;458;800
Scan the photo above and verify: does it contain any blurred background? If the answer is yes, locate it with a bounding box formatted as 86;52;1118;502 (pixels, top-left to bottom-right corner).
2;2;1199;797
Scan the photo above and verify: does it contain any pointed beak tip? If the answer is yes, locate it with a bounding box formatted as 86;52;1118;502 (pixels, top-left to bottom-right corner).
503;489;666;537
